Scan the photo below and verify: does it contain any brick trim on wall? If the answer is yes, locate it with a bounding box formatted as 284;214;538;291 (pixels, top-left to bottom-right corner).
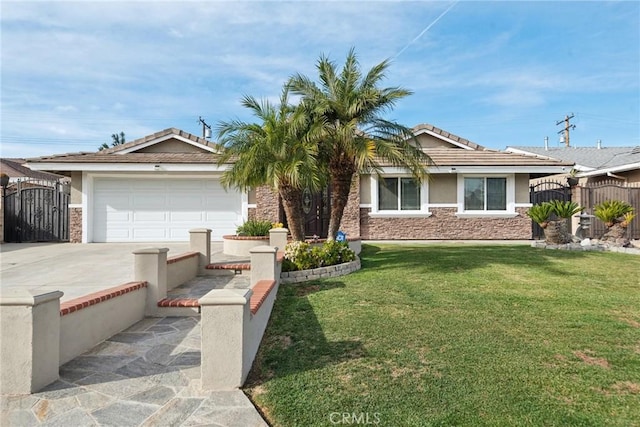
60;281;147;316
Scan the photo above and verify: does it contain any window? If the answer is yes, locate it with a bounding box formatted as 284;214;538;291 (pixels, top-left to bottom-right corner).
464;177;506;211
378;177;420;211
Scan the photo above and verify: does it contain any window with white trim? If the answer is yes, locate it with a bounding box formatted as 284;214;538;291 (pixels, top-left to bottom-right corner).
378;177;420;211
463;177;507;211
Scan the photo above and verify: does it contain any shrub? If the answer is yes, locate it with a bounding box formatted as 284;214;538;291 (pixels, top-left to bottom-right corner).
594;200;634;227
527;200;583;227
283;241;316;271
547;200;583;219
282;240;356;272
236;219;273;236
527;203;554;227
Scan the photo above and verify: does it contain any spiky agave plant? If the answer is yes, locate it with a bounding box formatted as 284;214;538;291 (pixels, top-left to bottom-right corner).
548;200;583;219
527;202;554;228
594;200;634;227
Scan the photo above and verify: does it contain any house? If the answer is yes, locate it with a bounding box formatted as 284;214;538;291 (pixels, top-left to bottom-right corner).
506;144;640;186
25;125;571;243
506;144;640;239
0;158;66;184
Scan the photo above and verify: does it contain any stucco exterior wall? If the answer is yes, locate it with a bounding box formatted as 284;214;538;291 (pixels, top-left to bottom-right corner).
515;174;530;203
137;138;208;153
415;133;457;149
360;207;531;240
359;175;371;205
429;174;457;203
70;171;82;204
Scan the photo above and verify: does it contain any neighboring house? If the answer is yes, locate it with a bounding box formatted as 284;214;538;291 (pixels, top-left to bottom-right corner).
26;126;571;243
507;144;640;239
506;145;640;186
0;158;66;185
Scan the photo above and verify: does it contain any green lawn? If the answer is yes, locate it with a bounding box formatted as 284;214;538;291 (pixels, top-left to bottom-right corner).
246;244;640;427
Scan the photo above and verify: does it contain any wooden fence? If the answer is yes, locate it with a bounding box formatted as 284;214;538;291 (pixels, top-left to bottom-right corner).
580;180;640;240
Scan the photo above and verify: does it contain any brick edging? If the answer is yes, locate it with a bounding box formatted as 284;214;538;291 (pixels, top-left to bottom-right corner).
222;235;270;241
206;262;251;270
280;259;361;284
60;281;147;316
167;251;199;264
250;279;277;315
157;298;200;307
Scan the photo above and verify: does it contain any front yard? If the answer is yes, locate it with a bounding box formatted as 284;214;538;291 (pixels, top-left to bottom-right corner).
246;244;640;426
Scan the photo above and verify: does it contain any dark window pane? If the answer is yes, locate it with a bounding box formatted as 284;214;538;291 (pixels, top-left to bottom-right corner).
401;178;420;210
379;178;398;210
464;178;484;210
487;178;506;210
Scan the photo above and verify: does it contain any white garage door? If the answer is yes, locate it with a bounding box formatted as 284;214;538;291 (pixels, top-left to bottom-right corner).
93;178;242;242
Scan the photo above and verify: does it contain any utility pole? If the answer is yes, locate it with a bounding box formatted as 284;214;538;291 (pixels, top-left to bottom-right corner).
556;114;575;147
198;116;212;139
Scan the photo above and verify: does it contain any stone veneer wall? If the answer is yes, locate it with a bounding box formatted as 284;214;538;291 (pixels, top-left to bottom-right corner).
69;207;82;243
360;207;531;240
254;186;280;222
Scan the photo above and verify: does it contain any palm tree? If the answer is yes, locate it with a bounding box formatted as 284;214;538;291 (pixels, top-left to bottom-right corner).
288;48;432;240
216;87;323;241
98;131;126;151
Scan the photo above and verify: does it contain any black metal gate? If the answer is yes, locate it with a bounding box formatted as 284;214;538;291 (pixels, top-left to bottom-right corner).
529;180;572;239
3;180;70;242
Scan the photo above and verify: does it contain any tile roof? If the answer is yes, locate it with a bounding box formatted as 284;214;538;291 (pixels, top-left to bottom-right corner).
101;127;222;154
507;146;640;169
412;123;486;150
377;148;572;167
0;158;66;180
27;152;226;164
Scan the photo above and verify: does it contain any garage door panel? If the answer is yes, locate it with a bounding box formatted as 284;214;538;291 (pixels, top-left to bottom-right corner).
93;177;242;242
133;211;167;222
170;211;204;222
133;228;169;240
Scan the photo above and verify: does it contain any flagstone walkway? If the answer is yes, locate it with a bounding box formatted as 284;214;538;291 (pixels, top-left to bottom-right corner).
1;316;267;427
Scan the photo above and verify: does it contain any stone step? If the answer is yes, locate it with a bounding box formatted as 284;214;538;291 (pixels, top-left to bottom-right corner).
204;262;251;276
155;298;200;317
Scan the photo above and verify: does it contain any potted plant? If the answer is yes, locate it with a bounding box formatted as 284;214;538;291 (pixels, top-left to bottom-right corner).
222;219;275;256
593;200;635;243
528;200;582;244
566;168;579;187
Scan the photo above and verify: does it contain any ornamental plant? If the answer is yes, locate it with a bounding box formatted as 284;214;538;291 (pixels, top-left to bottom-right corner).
282;240;356;272
236;219;273;236
547;200;583;219
594;200;634;227
526;203;555;228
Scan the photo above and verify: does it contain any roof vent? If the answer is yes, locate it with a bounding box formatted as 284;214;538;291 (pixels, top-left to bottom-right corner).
597;139;602;149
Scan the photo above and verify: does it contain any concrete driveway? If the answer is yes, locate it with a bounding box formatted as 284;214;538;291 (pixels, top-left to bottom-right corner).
0;242;216;302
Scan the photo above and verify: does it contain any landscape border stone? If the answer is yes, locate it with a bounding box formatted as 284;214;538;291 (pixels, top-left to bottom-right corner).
280;259;361;284
531;240;640;255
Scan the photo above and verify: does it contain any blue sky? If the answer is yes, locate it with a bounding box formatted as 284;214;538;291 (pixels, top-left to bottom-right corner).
1;1;638;158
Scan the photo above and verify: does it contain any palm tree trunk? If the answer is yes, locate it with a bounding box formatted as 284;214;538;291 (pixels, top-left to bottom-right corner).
327;165;355;240
279;184;306;241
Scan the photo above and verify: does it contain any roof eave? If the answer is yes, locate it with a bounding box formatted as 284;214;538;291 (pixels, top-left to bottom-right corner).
578;162;640;177
26;162;231;173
